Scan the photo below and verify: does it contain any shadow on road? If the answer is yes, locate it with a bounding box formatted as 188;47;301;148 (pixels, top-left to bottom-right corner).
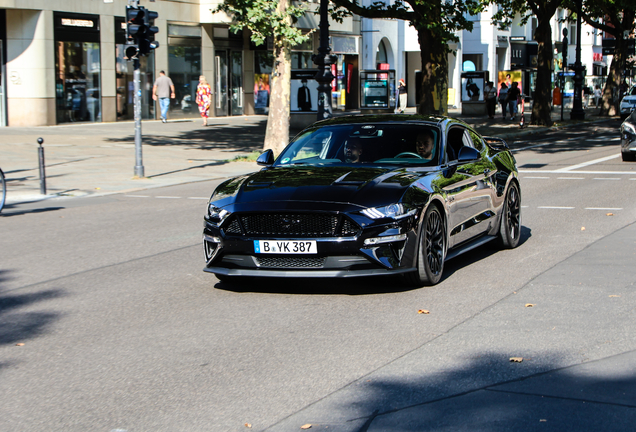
0;272;65;346
329;352;636;431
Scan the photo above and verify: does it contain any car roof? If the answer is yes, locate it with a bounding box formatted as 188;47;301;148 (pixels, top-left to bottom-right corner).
309;114;462;129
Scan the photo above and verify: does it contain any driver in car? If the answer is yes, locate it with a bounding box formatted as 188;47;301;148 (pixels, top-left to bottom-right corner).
415;130;435;161
344;138;363;163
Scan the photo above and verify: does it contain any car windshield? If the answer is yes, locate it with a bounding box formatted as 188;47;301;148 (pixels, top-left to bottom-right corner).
276;124;440;167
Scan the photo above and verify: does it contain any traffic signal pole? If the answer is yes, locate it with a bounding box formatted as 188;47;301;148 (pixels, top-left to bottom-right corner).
125;0;159;178
133;58;144;178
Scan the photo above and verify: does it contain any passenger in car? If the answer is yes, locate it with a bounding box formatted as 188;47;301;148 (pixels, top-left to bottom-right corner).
344;138;364;163
415;130;435;161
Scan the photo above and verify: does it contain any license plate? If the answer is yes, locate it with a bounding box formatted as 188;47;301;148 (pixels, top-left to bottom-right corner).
254;240;317;254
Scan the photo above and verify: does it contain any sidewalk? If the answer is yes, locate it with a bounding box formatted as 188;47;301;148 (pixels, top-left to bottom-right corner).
0;105;616;207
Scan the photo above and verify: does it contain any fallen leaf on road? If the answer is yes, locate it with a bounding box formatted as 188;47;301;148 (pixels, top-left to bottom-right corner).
609;295;620;298
244;424;252;428
301;424;312;430
418;309;430;314
525;303;535;307
509;357;523;362
581;227;586;231
606;213;614;216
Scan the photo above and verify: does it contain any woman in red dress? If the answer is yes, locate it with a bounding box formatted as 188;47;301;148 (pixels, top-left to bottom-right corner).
196;75;212;126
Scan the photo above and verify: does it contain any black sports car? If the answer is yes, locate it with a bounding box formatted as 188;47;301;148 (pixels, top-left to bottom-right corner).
621;110;636;161
203;115;521;286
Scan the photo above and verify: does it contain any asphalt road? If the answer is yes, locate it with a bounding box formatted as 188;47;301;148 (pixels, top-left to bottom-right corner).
1;120;635;431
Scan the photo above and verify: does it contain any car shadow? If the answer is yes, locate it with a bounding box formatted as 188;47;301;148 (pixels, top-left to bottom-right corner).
215;226;532;295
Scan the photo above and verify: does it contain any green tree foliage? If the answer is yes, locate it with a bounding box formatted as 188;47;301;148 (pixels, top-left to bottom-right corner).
215;0;313;154
563;0;636;115
330;0;482;115
490;0;565;126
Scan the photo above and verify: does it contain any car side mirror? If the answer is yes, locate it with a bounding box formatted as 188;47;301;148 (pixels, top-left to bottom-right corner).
256;149;275;166
457;146;480;163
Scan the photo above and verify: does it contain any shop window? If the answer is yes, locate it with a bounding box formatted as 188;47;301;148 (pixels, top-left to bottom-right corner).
55;42;101;123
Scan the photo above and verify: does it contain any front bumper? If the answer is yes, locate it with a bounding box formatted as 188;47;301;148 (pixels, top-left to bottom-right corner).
202;212;420;277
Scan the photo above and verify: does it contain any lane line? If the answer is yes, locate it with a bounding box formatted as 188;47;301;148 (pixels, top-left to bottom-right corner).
187;197;209;200
557;177;585;180
155;196;181;199
593;178;621;180
124;195;150;198
522;176;550;179
555;154;621;172
538;206;575;209
585;207;623;210
520;170;634;175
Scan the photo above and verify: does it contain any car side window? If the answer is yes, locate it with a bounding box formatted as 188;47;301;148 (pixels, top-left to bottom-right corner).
468;130;484;151
446;127;466;162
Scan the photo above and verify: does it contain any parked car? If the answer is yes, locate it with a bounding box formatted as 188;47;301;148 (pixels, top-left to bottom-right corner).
203;115;522;286
619;86;636;120
620;110;636;161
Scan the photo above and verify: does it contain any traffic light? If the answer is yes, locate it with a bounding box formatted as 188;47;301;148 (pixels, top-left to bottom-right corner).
138;8;160;56
125;5;144;59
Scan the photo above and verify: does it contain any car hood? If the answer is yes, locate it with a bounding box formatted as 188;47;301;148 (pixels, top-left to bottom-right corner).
214;165;431;209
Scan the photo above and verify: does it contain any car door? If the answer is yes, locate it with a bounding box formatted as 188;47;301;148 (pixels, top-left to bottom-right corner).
441;126;497;248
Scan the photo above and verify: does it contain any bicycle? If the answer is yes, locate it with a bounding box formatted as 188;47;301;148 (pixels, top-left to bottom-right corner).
0;167;5;213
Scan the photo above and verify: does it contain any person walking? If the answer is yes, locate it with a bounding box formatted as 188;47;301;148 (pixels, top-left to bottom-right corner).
507;82;521;121
484;81;497;119
195;75;213;126
397;79;407;113
594;85;602;107
153;70;175;123
498;83;509;119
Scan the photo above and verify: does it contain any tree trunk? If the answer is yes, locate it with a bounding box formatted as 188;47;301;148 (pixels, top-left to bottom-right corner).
263;0;292;155
600;37;627;116
531;14;553;126
416;26;447;115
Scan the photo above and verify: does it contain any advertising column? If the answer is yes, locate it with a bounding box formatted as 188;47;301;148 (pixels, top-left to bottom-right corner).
54;12;101;124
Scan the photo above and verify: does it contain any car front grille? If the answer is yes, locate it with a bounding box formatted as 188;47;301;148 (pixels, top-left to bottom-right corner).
255;256;326;269
223;213;360;238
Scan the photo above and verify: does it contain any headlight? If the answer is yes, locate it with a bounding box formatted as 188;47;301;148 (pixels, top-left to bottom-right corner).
361;204;415;220
207;203;231;225
623;122;636;136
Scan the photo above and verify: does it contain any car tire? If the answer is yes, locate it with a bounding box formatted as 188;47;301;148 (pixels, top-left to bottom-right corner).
622;151;636;162
498;181;521;249
404;205;445;286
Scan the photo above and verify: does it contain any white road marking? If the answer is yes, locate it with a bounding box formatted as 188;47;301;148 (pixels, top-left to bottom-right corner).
155;196;181;199
557;177;585;180
187;197;209;200
538;206;575;209
523;176;550;179
555;154;621;172
125;195;149;198
593;177;621;180
585;207;623;210
520;170;634;175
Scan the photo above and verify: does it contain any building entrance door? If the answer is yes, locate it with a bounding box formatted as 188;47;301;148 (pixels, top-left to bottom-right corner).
215;50;228;117
0;41;5;126
215;50;243;116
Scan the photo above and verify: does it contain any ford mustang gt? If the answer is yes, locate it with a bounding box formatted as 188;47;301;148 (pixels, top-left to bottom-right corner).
203;115;521;286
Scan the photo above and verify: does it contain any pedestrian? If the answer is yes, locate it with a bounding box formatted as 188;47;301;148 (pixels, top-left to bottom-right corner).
594;85;602;107
498;83;509;119
484;81;497;119
196;75;212;126
507;82;521;121
397;79;407;113
153;70;175;123
297;79;312;111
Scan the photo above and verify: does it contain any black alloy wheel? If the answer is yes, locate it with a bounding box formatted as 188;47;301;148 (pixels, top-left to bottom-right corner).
404;205;445;286
498;182;521;249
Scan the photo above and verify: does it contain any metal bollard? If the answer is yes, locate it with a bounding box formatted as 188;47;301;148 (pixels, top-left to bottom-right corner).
37;137;46;195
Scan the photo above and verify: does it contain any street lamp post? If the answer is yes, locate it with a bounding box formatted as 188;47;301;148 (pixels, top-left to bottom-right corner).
570;0;585;120
312;0;337;121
